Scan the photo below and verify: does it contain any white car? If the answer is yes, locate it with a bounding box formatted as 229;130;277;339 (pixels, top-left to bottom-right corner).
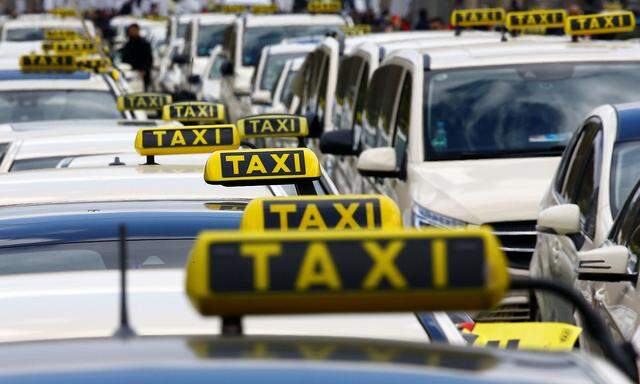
269;56;303;114
220;13;348;122
0;17;95;58
532;102;640;327
0;119;178;172
334;40;640;321
244;42;315;116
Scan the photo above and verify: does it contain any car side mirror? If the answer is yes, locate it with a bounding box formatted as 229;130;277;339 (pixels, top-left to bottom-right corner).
577;246;637;283
252;90;272;105
220;59;234;76
306;111;322;138
320;129;358;156
537;204;581;235
357;147;401;178
172;54;189;65
187;74;201;85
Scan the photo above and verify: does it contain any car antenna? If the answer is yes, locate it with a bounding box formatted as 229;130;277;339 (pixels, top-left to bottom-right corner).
113;224;137;338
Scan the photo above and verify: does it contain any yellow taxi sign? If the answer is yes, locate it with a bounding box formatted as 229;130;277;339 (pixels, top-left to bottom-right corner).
217;5;247;13
341;24;372;35
466;322;581;351
135;125;240;156
19;54;75;71
186;227;509;316
42;40;98;55
565;11;636;36
162;102;226;123
48;8;78;17
241;195;402;231
204;147;320;186
451;8;506;28
44;29;83;41
308;0;342;13
76;56;111;73
117;92;173;112
237;114;308;139
506;9;567;31
251;5;278;14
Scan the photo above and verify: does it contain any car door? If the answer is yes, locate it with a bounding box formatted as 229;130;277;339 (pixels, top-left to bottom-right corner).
547;118;604;323
361;68;411;209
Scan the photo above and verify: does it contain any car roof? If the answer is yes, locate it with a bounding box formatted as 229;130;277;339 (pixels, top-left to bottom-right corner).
0;166;273;207
0;119;172;133
266;42;316;54
244;14;346;27
409;39;640;70
2;18;84;29
0;334;620;384
0;69;112;91
196;14;237;25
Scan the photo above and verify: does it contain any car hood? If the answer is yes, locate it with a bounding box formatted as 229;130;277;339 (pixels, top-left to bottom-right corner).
411;157;560;224
0;269;427;343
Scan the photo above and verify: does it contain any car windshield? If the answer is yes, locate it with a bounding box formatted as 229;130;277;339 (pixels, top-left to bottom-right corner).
0;90;123;123
6;27;82;42
280;69;298;104
611;142;640;215
425;63;640;160
260;52;305;91
208;55;224;79
197;24;227;57
242;25;340;66
177;22;188;38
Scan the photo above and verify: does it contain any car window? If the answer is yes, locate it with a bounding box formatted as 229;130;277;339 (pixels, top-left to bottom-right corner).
562;121;603;239
280;69;297;104
208;55;224;79
307;53;328;115
316;56;331;127
554;125;584;194
363;65;403;149
197;24;227;57
352;62;369;141
626;228;640;272
393;73;412;166
260;52;304;92
610;141;640;216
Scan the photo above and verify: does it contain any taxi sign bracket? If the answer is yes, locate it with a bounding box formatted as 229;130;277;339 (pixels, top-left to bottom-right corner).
144;155;158;166
295;180;317;196
221;316;243;336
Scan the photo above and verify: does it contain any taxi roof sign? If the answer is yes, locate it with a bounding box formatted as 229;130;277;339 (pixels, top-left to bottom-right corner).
204;147;320;186
451;8;506;28
565;11;635;36
307;0;342;13
42;40;98;55
44;29;84;41
19;54;76;72
117;93;172;112
186;227;509;316
240;195;402;231
251;4;278;14
135;125;240;156
162;102;226;123
76;56;111;73
48;8;78;17
237;114;308;139
506;9;567;31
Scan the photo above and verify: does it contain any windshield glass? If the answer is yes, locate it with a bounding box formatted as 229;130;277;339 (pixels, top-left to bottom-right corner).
425;63;640;160
0;90;123;123
197;24;227;57
177;22;188;38
280;69;298;104
611;142;640;215
242;25;340;67
6;27;81;42
260;52;305;91
208;55;224;79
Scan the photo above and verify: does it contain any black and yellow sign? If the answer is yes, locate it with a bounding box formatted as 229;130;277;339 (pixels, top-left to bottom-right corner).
237;114;308;139
205;148;321;186
186;228;509;316
240;195;402;231
117;93;172;111
466;323;581;351
135;125;240;156
42;40;98;55
565;11;636;36
19;54;75;71
341;24;372;35
451;8;505;27
48;8;78;17
251;5;278;14
44;29;83;41
214;4;246;13
308;0;342;13
163;102;226;123
506;9;566;30
76;56;111;73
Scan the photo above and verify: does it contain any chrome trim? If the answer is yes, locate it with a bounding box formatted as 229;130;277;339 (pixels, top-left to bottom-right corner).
493;231;537;236
501;247;535;253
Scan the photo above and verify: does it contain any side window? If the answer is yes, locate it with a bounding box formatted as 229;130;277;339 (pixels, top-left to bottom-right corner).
625;228;640;272
561;119;603;239
183;23;194;57
613;186;640;245
352;62;369;133
378;65;404;147
316;56;330;124
554;127;583;194
362;67;386;148
393;73;412;166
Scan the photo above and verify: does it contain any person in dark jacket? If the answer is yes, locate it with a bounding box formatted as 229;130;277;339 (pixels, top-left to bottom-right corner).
120;24;153;91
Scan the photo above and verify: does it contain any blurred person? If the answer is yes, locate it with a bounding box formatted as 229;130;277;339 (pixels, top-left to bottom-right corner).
414;9;430;30
120;23;153;90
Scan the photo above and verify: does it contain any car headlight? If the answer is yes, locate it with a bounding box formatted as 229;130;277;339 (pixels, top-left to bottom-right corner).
412;204;467;228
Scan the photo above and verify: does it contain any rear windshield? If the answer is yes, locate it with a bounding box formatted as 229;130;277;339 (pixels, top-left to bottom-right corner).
260;52;305;91
197;24;227;57
0;90;123;124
